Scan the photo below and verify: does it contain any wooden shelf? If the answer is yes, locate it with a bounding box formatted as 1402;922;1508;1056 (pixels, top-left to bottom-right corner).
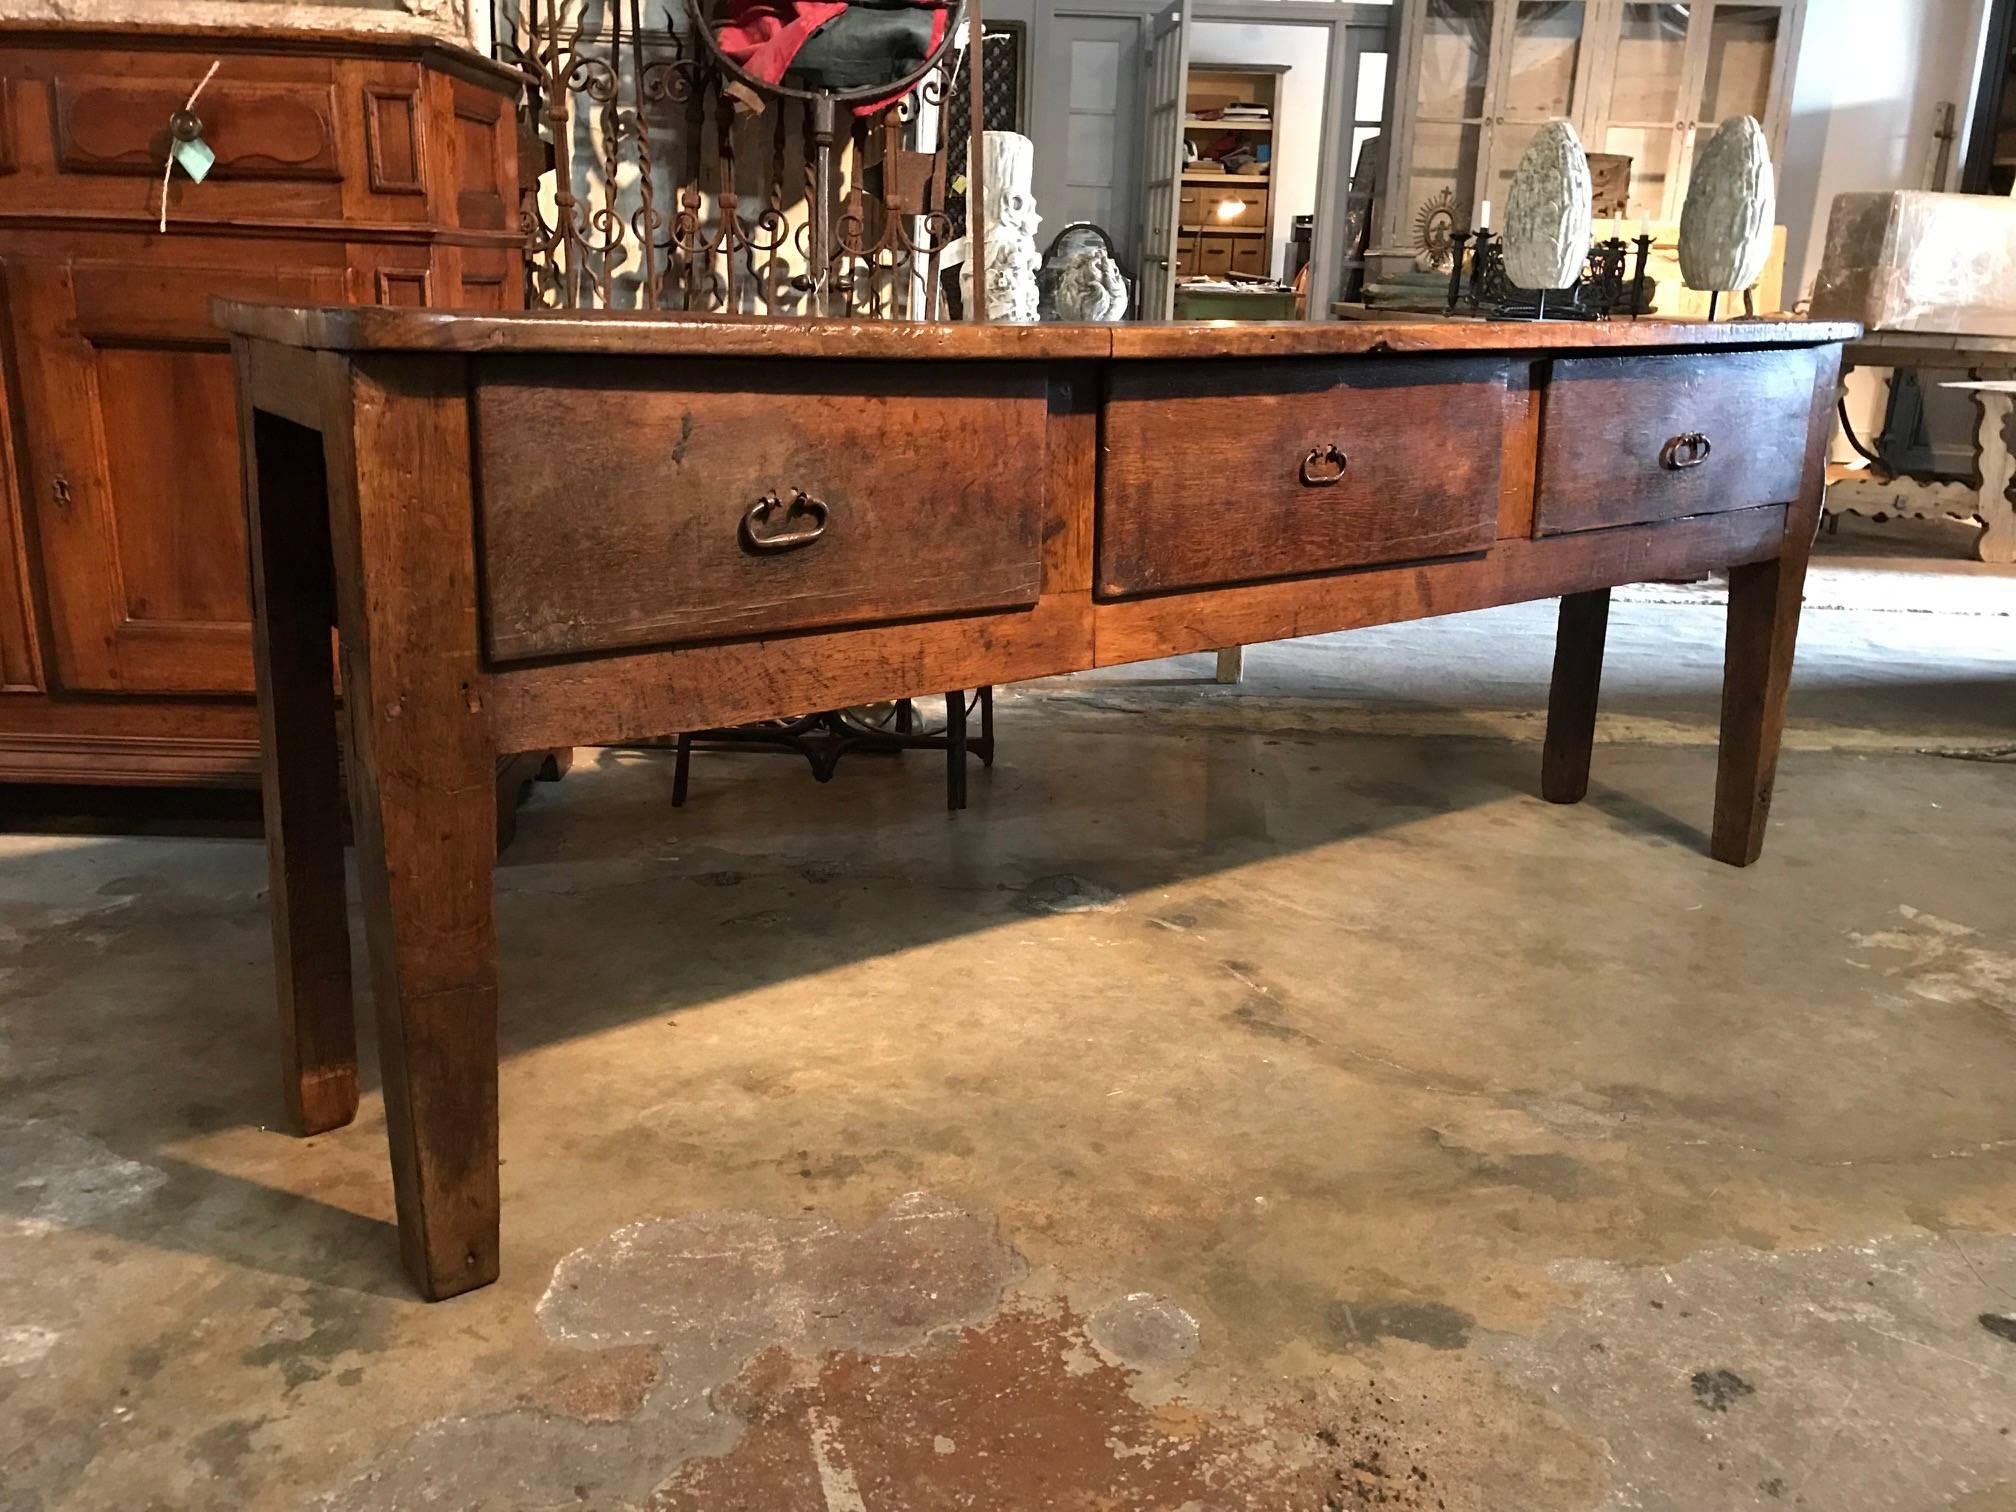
1181;65;1279;284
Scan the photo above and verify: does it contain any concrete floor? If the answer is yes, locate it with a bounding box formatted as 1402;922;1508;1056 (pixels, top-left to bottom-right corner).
4;523;2015;1511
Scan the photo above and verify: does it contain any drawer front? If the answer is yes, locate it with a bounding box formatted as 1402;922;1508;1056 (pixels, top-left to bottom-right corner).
475;359;1048;661
52;76;343;181
1098;357;1508;597
1534;349;1820;535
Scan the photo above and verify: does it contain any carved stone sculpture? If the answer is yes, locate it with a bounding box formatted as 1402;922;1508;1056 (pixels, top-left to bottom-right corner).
961;131;1041;324
1679;116;1775;294
1053;244;1129;322
1502;120;1592;291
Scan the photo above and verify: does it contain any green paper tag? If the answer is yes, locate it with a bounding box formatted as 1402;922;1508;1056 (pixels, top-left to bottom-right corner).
171;134;215;183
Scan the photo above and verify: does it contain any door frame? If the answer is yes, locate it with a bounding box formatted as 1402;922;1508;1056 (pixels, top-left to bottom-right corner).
1188;0;1394;320
1138;0;1193;319
1022;0;1157;271
1961;0;2014;192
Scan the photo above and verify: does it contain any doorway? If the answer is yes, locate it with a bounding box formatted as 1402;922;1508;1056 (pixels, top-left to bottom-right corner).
1140;2;1394;319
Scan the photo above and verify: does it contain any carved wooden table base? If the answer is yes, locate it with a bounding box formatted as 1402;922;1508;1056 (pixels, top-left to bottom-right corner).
1825;335;2016;564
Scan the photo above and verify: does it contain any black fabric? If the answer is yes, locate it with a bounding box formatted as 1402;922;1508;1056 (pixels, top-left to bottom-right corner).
789;7;935;89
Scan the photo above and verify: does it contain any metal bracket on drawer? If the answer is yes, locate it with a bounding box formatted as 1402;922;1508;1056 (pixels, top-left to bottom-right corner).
740;488;831;553
1660;431;1713;471
1299;444;1349;487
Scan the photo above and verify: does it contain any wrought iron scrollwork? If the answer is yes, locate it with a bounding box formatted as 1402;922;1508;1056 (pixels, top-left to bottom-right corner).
497;0;966;319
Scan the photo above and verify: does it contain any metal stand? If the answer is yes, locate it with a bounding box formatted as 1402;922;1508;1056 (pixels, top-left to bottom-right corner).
1445;231;1654;321
671;689;995;811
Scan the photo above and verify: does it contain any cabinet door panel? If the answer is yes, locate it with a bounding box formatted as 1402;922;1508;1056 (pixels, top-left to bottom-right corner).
4;256;346;694
97;343;248;624
0;274;41;692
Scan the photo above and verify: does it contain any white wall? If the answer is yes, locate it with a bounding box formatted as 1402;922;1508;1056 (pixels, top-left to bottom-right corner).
1778;0;1993;304
1188;21;1330;281
1774;0;1993;461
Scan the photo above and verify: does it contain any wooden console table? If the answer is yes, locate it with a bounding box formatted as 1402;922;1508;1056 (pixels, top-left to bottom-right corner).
217;303;1853;1299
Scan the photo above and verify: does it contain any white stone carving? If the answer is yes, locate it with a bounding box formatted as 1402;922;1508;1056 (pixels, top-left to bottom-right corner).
960;131;1041;324
1679;115;1775;294
1502;120;1592;291
1053;244;1129;322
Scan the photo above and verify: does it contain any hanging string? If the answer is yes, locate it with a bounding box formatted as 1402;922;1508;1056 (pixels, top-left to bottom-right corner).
158;60;221;234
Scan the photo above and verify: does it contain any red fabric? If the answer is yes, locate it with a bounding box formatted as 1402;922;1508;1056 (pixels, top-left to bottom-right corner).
714;0;950;116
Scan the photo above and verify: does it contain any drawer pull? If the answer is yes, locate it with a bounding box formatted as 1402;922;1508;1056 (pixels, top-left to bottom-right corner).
1300;444;1349;487
1660;431;1713;470
740;489;830;553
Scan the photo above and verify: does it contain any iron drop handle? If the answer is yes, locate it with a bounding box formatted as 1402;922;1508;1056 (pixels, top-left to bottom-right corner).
740;488;830;552
1661;431;1713;470
1300;443;1349;486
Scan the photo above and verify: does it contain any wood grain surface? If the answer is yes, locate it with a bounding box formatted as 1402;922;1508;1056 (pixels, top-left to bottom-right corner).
1542;588;1610;804
324;353;500;1300
1098;356;1507;596
488;592;1092;753
1091;505;1787;666
212;301;1862;358
1534;348;1824;534
1708;343;1843;866
475;358;1049;659
238;356;357;1138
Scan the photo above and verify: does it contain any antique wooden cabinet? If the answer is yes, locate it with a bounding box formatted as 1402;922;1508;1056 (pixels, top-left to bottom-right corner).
0;25;523;785
1380;0;1807;259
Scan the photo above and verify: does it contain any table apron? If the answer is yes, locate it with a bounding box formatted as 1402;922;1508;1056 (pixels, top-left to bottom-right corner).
479;505;1789;754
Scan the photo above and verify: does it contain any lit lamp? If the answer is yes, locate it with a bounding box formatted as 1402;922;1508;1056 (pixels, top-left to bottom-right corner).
1216;196;1247;223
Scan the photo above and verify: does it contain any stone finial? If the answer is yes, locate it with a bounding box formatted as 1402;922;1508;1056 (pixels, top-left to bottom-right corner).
1679;116;1775;293
1502;120;1593;291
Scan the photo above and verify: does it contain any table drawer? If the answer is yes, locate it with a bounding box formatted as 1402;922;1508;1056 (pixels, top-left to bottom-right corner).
1534;349;1820;535
1098;357;1507;596
52;75;343;181
474;359;1048;661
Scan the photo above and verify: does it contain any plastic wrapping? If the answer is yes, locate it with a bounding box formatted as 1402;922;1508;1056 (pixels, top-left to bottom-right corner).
1809;191;2016;336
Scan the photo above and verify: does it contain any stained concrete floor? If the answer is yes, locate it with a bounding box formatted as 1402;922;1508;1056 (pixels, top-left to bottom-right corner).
4;524;2015;1511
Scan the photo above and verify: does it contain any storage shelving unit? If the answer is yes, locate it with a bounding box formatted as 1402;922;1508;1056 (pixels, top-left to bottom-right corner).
1176;64;1285;281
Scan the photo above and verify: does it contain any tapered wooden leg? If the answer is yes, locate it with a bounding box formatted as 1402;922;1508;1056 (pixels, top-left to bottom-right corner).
238;368;358;1137
1712;554;1806;867
672;732;693;806
324;355;500;1299
946;690;967;811
1541;588;1609;805
1711;343;1838;868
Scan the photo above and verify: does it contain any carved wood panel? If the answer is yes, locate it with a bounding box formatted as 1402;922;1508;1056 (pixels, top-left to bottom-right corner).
53;77;343;181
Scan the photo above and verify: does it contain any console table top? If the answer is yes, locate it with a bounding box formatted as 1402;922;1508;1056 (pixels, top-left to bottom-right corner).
214;302;1861;359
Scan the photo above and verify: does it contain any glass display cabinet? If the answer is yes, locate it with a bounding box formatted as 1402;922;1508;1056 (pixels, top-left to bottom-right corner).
1380;0;1805;266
